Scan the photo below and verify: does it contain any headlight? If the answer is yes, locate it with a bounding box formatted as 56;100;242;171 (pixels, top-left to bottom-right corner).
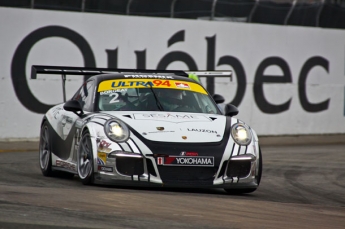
104;119;130;142
231;123;252;146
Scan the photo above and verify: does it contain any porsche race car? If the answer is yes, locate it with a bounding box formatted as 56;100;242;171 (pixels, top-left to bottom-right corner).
33;65;262;194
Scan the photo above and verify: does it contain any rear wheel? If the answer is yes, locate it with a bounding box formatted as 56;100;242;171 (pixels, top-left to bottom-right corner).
39;122;75;179
224;147;263;194
39;123;54;176
77;131;94;185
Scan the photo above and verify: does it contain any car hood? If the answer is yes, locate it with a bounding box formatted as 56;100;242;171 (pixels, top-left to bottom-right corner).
102;111;227;143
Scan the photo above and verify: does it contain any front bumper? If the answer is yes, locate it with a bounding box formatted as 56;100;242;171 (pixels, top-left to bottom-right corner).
94;151;259;189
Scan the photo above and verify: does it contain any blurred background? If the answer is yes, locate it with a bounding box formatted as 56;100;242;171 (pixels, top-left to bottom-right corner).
1;0;344;30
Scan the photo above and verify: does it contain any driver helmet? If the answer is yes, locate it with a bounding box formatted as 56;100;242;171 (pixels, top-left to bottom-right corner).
157;89;183;101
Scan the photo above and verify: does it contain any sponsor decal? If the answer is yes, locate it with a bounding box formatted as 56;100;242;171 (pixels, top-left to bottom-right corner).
157;157;164;165
100;140;111;148
56;160;76;171
98;166;113;172
157;156;214;167
133;113;210;121
64;116;73;123
97;152;107;164
98;140;112;153
124;74;174;79
111;80;156;88
187;128;217;134
100;89;127;95
52;107;63;119
180;151;198;156
175;82;190;89
98;79;207;94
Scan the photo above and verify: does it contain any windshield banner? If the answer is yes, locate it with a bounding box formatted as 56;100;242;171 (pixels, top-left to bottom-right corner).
98;79;208;94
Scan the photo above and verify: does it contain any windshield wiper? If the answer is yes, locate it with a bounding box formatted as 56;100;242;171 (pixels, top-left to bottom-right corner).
148;83;164;111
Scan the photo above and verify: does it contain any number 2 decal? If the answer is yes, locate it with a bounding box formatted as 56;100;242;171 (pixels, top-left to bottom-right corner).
109;93;120;103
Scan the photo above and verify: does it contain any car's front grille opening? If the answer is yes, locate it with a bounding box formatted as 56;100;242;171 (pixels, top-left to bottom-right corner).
115;157;144;176
146;159;157;176
217;160;228;178
226;160;251;178
158;166;216;185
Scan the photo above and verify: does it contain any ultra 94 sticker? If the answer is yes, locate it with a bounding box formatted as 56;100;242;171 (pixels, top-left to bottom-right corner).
157;156;214;167
98;79;207;94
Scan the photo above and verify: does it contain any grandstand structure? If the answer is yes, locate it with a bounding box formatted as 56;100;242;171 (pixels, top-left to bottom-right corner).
1;0;344;29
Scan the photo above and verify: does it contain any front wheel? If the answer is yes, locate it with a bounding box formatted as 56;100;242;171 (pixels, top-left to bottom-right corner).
77;131;94;185
224;147;263;194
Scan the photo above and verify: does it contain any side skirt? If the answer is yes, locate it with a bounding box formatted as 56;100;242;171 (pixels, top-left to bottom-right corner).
51;153;78;175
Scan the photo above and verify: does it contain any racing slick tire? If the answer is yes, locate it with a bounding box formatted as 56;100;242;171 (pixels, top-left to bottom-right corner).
224;147;263;194
77;131;95;185
39;122;54;177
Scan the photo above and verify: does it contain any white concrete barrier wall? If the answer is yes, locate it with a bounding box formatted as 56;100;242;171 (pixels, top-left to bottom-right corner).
0;7;344;139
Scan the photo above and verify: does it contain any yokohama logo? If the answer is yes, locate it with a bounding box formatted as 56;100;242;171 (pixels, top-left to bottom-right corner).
158;156;214;167
176;157;212;165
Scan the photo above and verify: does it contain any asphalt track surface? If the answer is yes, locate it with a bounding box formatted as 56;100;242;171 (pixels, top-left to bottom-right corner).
0;142;344;229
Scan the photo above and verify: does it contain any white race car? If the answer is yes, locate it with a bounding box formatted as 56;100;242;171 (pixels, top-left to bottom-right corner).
33;65;262;194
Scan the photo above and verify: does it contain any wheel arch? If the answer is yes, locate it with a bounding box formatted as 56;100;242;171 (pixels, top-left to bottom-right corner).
81;122;101;174
40;116;48;127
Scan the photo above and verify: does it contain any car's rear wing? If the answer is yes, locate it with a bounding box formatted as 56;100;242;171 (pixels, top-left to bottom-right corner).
31;65;191;79
31;65;232;102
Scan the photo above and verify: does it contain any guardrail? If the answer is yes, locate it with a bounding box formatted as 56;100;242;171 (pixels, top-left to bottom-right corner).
4;0;340;28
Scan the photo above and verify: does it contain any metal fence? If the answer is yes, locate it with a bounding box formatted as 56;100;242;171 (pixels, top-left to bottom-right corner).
0;0;344;29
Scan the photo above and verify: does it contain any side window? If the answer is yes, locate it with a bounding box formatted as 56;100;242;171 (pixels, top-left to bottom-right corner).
195;94;218;114
72;80;95;111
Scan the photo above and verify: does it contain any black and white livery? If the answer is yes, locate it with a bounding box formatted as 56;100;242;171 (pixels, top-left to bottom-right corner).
34;65;262;194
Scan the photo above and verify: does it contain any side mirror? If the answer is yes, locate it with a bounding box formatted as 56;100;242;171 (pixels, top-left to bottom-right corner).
212;94;225;104
224;104;239;117
63;100;84;116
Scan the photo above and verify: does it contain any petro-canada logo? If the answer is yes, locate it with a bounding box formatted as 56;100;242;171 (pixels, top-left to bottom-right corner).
175;82;190;89
180;151;198;156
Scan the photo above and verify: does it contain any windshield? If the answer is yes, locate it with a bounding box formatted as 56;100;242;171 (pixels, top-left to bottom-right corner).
97;79;221;114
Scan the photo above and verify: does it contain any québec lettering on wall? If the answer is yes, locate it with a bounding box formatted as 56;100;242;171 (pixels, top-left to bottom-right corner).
0;7;344;139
